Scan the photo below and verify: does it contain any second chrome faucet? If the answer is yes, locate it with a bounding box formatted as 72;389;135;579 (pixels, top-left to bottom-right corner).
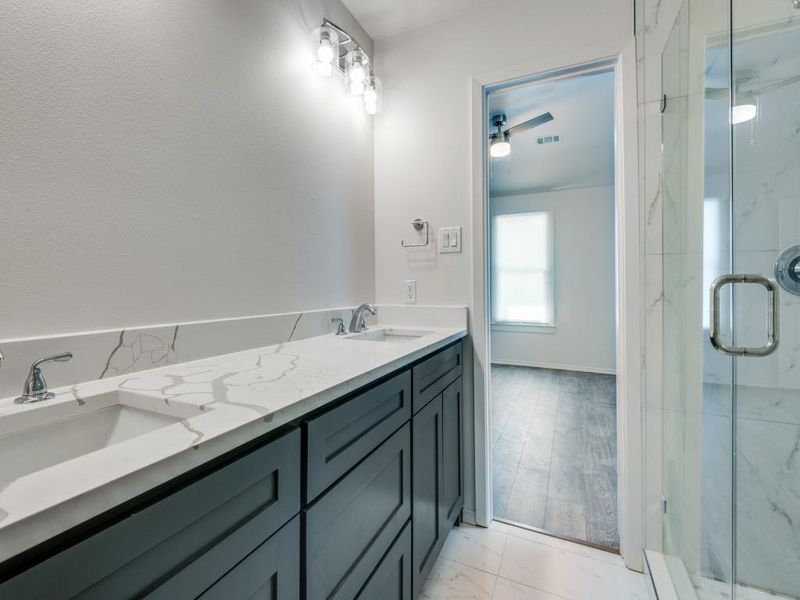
348;304;377;334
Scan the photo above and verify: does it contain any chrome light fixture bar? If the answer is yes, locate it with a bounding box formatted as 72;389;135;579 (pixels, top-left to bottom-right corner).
311;18;382;114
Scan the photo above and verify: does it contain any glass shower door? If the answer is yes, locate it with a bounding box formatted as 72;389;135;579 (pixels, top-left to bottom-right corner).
660;1;800;598
660;0;736;597
729;2;800;598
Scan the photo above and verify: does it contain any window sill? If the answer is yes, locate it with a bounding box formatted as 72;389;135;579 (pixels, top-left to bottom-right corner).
491;322;556;334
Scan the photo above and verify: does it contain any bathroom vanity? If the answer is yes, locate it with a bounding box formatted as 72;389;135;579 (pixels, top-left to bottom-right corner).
0;329;465;599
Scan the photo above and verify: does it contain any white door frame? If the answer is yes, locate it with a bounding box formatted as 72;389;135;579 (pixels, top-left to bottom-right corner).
469;39;643;571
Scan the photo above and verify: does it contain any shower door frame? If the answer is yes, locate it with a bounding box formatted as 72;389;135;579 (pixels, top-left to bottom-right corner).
468;39;644;571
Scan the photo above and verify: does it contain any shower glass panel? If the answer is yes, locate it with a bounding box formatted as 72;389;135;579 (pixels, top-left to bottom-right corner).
659;0;800;598
660;0;735;596
731;2;800;598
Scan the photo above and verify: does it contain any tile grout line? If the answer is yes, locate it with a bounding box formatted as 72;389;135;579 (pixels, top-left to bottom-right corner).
493;574;576;600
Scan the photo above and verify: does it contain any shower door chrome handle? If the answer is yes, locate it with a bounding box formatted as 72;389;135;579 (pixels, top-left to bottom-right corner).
709;274;780;356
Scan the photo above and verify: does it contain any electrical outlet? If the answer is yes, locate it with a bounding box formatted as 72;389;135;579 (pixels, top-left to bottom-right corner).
404;280;416;304
439;226;462;254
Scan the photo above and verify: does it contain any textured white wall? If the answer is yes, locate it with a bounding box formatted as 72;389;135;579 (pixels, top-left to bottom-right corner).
372;0;632;528
372;0;632;306
490;186;616;373
0;0;374;338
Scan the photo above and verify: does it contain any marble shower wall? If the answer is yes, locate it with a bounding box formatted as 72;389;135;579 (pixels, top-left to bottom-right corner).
636;0;687;558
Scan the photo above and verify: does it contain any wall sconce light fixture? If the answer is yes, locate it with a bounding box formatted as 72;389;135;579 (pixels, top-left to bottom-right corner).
311;19;382;114
311;25;339;77
363;74;382;115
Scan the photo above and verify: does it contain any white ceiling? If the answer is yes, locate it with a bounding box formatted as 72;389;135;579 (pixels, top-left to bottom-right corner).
341;0;490;41
488;70;616;197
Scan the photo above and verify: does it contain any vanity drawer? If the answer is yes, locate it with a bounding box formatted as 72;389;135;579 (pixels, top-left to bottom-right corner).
0;429;301;600
304;423;411;600
305;369;411;502
356;520;411;600
196;515;299;600
412;341;462;413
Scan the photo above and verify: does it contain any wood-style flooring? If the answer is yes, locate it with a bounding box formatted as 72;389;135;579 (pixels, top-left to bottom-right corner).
491;365;619;549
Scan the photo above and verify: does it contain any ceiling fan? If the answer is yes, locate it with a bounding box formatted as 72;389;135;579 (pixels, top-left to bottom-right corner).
489;111;554;158
705;71;800;124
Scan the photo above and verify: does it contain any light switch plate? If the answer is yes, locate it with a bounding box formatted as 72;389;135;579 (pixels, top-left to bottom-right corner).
404;280;417;304
439;226;462;254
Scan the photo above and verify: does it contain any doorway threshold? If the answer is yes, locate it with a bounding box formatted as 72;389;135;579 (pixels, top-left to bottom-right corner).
493;517;621;556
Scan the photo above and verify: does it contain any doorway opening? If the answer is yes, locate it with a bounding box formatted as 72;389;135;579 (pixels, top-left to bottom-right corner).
486;66;619;551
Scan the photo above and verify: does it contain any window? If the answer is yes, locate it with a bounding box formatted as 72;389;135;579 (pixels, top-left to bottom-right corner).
702;197;726;330
492;211;554;326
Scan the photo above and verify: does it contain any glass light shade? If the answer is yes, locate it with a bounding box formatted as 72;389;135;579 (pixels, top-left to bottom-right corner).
311;25;339;77
490;134;511;158
363;75;382;114
732;103;757;124
345;48;369;95
312;60;334;77
317;39;334;63
350;79;365;95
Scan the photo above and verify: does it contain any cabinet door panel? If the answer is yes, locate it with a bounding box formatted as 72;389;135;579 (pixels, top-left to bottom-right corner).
412;395;444;598
198;516;299;600
356;521;411;600
442;377;463;526
0;429;301;600
305;424;411;600
305;370;411;502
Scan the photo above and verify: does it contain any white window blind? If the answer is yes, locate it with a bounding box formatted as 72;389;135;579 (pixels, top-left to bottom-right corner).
492;211;554;325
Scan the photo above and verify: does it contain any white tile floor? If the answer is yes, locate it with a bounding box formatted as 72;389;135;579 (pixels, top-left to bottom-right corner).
421;521;649;600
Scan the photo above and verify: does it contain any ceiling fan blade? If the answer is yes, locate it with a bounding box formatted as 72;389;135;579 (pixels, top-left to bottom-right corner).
704;86;728;100
752;74;800;96
505;112;554;137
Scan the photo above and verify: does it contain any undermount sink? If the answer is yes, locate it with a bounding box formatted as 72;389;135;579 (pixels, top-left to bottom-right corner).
0;390;204;486
346;327;433;343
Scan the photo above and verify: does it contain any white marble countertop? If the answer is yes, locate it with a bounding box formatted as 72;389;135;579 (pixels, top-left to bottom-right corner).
0;325;466;564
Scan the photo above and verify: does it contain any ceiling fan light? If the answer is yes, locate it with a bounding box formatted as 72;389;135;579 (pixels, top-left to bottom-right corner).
490;134;511;158
732;102;757;124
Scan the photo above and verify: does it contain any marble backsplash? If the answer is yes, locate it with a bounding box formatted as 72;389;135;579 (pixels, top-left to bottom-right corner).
0;307;359;401
0;304;470;402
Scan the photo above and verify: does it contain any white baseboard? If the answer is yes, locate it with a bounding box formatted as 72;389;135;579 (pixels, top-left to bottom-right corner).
491;358;616;375
461;508;478;526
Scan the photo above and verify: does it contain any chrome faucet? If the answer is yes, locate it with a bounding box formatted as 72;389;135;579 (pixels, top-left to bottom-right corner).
16;353;73;404
331;317;348;335
349;303;377;334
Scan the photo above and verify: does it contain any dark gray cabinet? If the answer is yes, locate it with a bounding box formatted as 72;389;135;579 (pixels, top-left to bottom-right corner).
0;340;464;600
0;428;301;600
197;516;300;600
442;378;464;526
356;521;412;600
305;370;411;502
411;342;462;414
304;423;411;600
410;343;463;598
411;393;445;598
